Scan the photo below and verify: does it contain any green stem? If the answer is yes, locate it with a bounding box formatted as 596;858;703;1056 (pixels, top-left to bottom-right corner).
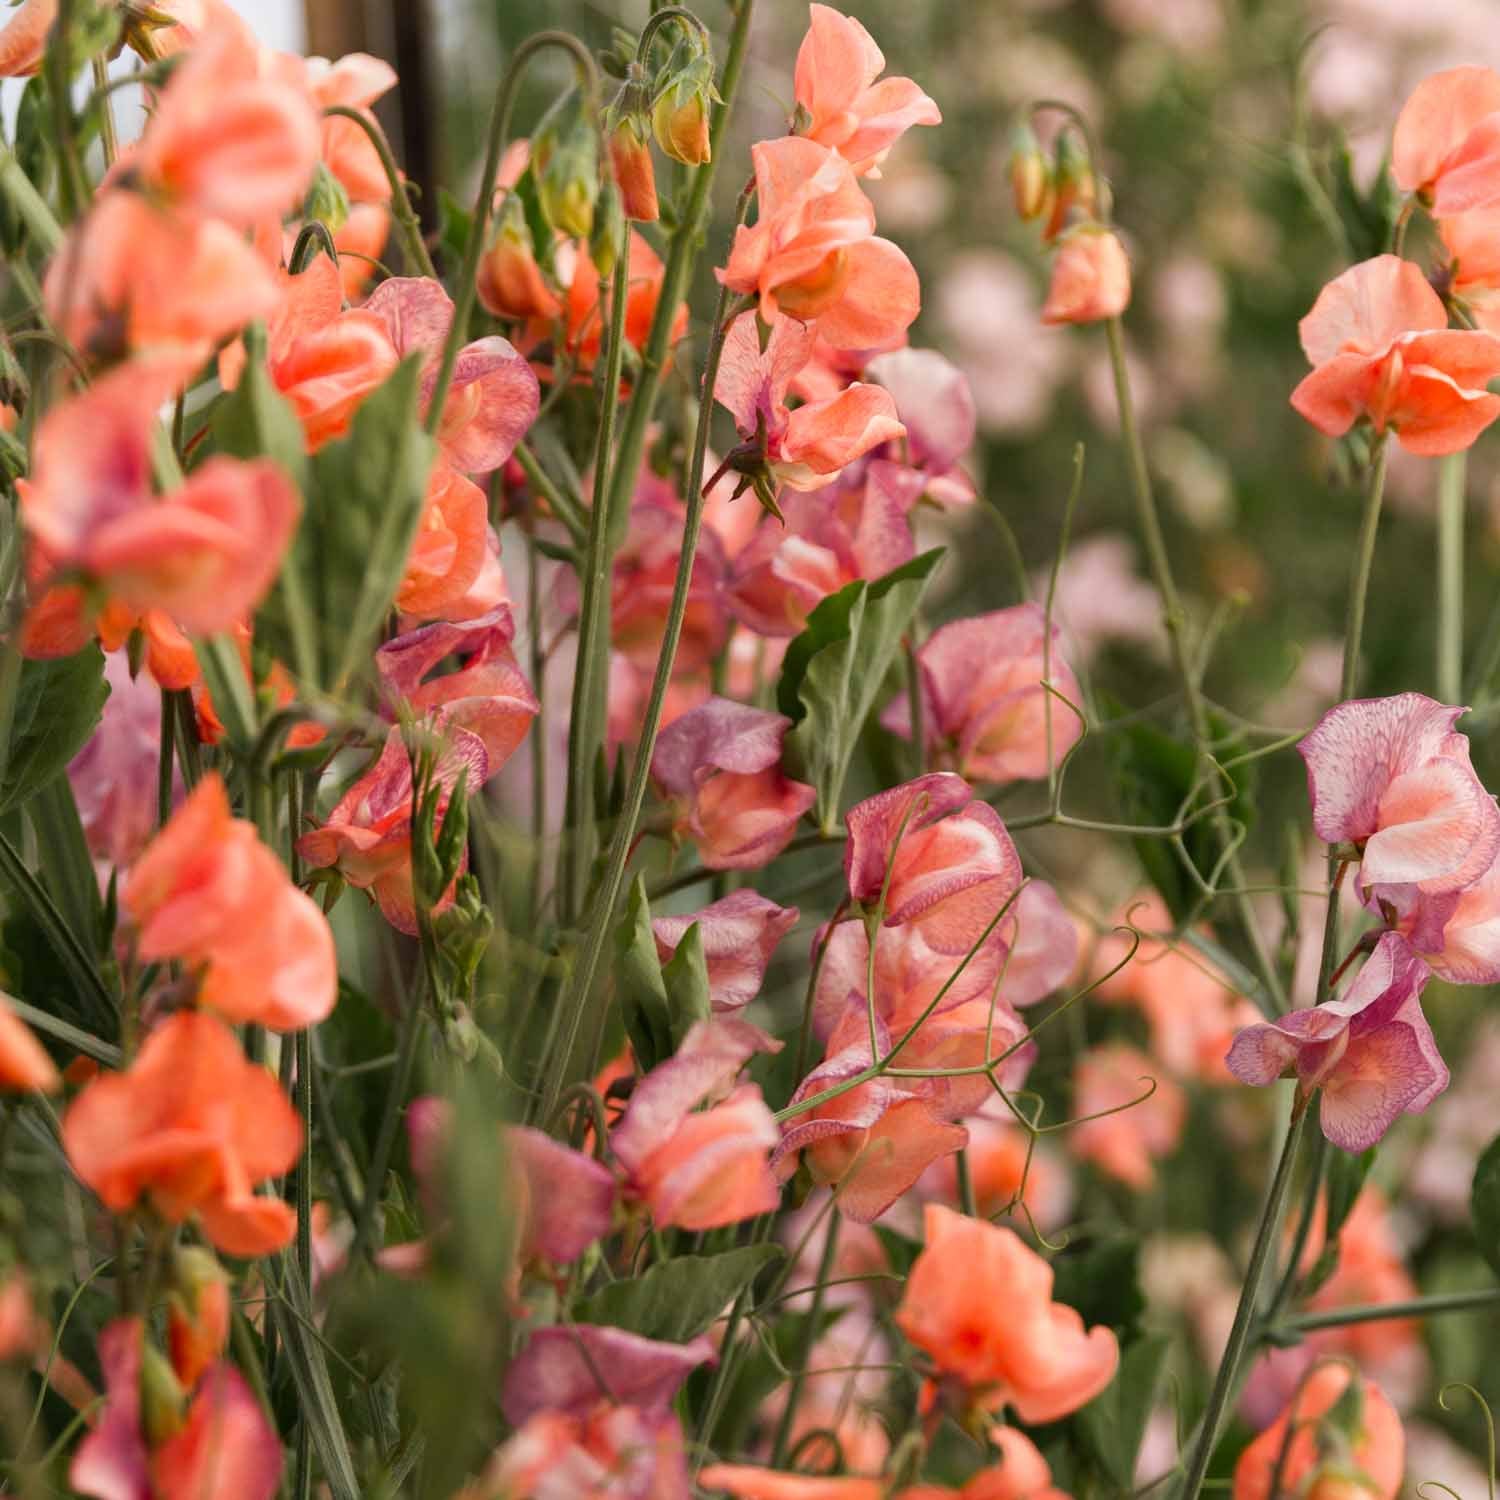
425;31;599;435
1177;1103;1308;1500
1104;316;1286;1015
514;440;588;545
562;210;631;925
1341;437;1389;702
1263;1127;1328;1325
45;0;89;223
351;997;425;1264
537;0;756;1123
770;1208;840;1467
1273;1286;1500;1334
1436;450;1466;704
0;150;64;253
91;57;117;168
956;1149;977;1217
322;105;437;279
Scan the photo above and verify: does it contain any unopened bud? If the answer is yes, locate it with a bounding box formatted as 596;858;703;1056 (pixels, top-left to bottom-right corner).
651;53;715;166
534;89;600;240
301;161;351;234
1044;131;1097;241
140;1341;187;1445
166;1248;230;1389
608;113;659;223
476;198;563;323
1007;124;1052;221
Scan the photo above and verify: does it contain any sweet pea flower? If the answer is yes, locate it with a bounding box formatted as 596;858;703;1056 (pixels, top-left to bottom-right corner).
0;994;59;1093
477;212;564;323
124;775;337;1031
793;5;941;177
221;253;399;451
1233;1363;1404;1500
1290;255;1500;455
883;605;1084;785
134;21;320;228
719;138;920;349
0;0;50;76
894;1204;1119;1423
1041;228;1131;325
651;890;800;1012
1298;693;1500;899
610;1017;783;1230
716;312;906;496
502;1323;712;1426
63;1012;302;1257
1392;66;1500;215
864;346;978;507
925;1112;1074;1233
728;463;917;636
71;1320;282;1500
45;190;281;368
364;277;540;474
469;1404;691;1500
651;698;816;870
297;723;487;935
1439;207;1500;333
397;462;491;620
1226;932;1448;1152
1069;1044;1186;1190
553;233;688;377
1383;847;1500;984
376;608;538;774
844;773;1024;955
293;50;400;205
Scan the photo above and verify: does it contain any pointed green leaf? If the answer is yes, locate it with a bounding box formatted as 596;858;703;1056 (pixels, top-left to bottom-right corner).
574;1245;783;1343
661;920;711;1046
0;645;109;815
1471;1134;1500;1281
1077;1333;1171;1489
615;874;673;1072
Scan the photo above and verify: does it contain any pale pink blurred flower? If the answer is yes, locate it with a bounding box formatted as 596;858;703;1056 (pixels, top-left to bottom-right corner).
1030;534;1165;665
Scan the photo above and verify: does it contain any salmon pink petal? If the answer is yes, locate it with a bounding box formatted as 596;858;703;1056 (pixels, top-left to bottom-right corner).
276;309;399;449
1412;854;1500;982
0;0;53;77
1289;353;1376;438
397;464;490;618
439;337;540;473
844;772;975;904
1002;881;1079;1007
1393;66;1500;194
778;383;904;490
1431;111;1500;214
651;697;793;797
651;891;800;1012
611;1017;781;1170
508;1125;616;1263
1041;230;1131;325
1297;256;1447;364
700;1465;881;1500
834;74;943;175
1364;757;1500;890
0;995;59;1092
795;6;885;133
811;238;920;350
69;1319;149;1500
150;1364;282;1500
501;1325;713;1425
1318;1023;1441;1152
832;1100;968;1224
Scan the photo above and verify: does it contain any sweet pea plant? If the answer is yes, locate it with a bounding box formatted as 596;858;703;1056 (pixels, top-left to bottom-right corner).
4;2;1500;1498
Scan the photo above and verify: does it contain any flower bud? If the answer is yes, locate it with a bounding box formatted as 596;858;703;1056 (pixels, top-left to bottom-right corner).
1007;124;1052;221
651;53;716;166
140;1341;188;1446
608;113;659;223
533;89;600;240
301;161;351;234
166;1247;231;1389
1040;226;1131;325
1044;131;1097;241
476;199;563;322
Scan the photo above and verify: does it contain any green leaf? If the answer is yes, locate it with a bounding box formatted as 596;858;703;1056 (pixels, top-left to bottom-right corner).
1329;136;1400;265
1077;1334;1171;1490
278;357;436;696
615;875;674;1073
1052;1236;1144;1334
575;1245;783;1343
661;920;711;1045
778;549;943;833
1471;1134;1500;1281
0;646;109;815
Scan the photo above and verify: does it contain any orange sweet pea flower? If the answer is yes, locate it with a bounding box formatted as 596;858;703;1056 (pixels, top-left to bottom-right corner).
0;0;50;77
1392;66;1500;215
719;137;919;350
124;775;337;1032
1291;255;1500;455
135;20;320;228
1041;228;1131;325
895;1204;1119;1424
556;233;689;376
0;994;59;1093
1233;1363;1404;1500
397;461;491;619
62;1011;301;1257
793;4;941;177
45;189;280;369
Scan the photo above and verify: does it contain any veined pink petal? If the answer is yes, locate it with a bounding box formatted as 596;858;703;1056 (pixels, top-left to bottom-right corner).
509;1125;617;1263
651;891;800;1012
651;697;793;797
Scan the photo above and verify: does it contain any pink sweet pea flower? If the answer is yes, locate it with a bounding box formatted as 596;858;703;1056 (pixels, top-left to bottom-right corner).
729;464;917;637
718;138;920;349
793;4;941;177
501;1324;712;1426
1298;693;1500;900
865;347;978;507
1392;66;1500;215
1439;208;1500;333
1226;932;1449;1152
651;698;816;871
1290;255;1500;455
134;20;320;228
376;607;538;776
1069;1043;1185;1190
610;1017;783;1231
0;0;51;76
364;277;540;474
1041;228;1132;325
293;51;400;204
297;724;487;934
1383;849;1500;985
844;773;1024;954
716;312;906;496
651;890;800;1013
895;1204;1119;1424
883;605;1084;785
396;461;491;621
